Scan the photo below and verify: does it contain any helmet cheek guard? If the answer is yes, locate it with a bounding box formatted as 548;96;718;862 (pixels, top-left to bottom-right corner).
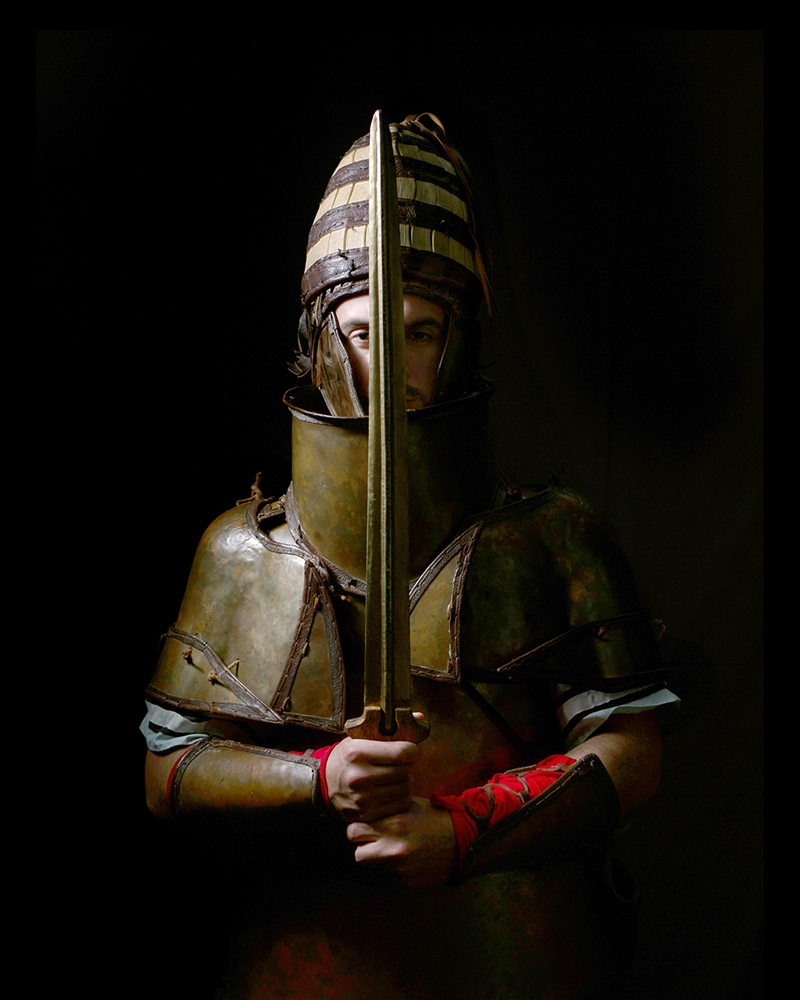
312;306;366;419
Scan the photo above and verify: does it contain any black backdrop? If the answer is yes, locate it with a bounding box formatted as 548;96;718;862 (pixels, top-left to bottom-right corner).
37;30;762;999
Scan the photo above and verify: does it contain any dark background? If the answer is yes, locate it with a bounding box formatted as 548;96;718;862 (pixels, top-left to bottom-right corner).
37;30;762;998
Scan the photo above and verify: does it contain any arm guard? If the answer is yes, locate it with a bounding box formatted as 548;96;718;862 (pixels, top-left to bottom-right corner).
169;737;329;824
455;754;620;882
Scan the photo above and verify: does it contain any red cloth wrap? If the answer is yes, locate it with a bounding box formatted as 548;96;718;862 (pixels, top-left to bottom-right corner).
430;754;576;873
291;744;339;817
165;746;193;802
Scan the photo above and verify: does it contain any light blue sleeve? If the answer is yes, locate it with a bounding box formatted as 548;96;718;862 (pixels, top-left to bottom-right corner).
139;700;233;753
552;682;681;752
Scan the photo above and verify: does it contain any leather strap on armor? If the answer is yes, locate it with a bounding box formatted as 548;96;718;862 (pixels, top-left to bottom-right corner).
169;737;329;824
454;754;621;882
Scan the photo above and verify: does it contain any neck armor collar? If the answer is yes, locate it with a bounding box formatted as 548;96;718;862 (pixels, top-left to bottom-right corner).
284;385;500;582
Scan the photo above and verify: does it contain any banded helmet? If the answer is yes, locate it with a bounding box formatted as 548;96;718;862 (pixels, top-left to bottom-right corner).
292;113;492;417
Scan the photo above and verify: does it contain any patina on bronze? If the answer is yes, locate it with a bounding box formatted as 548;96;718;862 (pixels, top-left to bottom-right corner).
344;110;429;743
285;385;498;585
141;108;674;999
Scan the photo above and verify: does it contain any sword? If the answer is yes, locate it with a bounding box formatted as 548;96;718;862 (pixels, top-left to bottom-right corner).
344;111;430;745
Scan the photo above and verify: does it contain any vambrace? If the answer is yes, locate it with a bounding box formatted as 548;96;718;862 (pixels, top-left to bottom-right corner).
169;737;329;825
444;754;621;883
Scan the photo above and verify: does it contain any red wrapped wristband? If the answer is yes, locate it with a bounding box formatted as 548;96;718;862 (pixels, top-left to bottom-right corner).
290;744;340;818
431;754;577;873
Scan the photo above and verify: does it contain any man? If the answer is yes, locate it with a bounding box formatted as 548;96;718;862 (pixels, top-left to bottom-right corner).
142;113;678;999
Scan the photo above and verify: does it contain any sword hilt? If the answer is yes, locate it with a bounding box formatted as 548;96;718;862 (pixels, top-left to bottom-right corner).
344;704;430;743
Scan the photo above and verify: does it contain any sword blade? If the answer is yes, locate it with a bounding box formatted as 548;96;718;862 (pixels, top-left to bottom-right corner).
345;110;429;744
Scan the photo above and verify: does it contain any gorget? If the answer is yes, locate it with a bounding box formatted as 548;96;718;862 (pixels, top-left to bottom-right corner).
284;385;501;583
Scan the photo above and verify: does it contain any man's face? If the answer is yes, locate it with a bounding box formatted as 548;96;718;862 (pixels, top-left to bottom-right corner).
335;294;447;410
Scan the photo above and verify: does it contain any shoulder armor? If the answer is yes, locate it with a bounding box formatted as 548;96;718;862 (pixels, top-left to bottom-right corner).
146;498;346;733
411;486;663;690
146;488;663;734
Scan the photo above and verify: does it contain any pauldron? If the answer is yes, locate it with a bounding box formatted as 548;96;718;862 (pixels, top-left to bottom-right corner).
146;484;664;736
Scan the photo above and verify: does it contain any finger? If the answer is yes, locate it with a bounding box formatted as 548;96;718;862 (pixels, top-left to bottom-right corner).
360;791;413;823
346;821;378;843
353;841;394;865
347;808;408;841
342;766;414;795
345;764;413;791
341;782;410;813
358;777;412;803
348;740;420;766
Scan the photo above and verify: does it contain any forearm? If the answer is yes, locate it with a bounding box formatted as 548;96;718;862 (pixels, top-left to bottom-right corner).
145;745;188;819
348;753;619;888
144;712;260;819
567;710;662;816
430;710;663;883
144;738;326;825
145;731;418;827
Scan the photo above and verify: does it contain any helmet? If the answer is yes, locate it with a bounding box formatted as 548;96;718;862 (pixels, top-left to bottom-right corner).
292;114;492;416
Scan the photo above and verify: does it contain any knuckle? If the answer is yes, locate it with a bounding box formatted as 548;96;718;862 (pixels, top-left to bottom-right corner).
350;788;368;807
346;765;371;788
341;743;361;763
